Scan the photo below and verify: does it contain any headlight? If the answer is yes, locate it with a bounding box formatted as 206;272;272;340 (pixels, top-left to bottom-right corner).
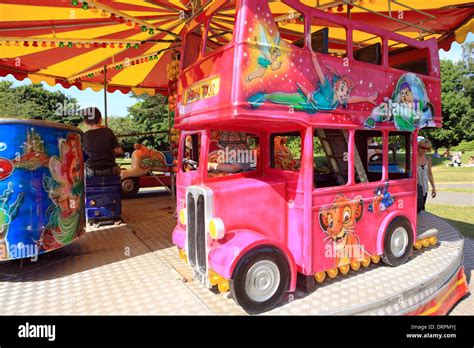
209;218;225;240
179;208;186;225
90;200;96;206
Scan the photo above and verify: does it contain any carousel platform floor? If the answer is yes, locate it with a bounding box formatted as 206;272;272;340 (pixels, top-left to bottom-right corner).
0;189;470;315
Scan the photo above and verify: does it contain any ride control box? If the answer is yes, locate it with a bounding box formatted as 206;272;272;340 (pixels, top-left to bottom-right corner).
85;175;122;225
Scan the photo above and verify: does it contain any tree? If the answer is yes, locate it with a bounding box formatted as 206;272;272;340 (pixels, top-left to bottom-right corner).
124;93;171;150
420;60;473;149
107;116;145;155
0;81;82;126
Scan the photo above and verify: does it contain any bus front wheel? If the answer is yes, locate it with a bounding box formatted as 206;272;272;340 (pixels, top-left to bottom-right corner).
382;217;413;267
230;247;290;314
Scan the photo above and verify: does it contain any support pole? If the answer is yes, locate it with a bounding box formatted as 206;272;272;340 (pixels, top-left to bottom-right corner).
103;64;108;127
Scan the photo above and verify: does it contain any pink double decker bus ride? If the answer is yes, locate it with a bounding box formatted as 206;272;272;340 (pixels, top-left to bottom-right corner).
172;0;442;313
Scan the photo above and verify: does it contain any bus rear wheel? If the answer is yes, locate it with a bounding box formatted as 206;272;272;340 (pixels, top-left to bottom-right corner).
230;247;290;314
382;217;413;267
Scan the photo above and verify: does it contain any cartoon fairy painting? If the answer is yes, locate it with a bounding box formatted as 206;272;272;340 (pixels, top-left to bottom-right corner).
38;133;84;251
246;24;283;82
368;181;395;214
0;182;25;259
319;194;370;267
248;49;378;113
364;73;435;131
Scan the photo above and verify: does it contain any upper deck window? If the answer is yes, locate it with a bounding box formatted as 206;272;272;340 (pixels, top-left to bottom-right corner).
207;131;259;178
352;29;382;65
388;40;430;76
182;5;236;69
293;18;347;59
272;6;305;50
203;11;236;57
182;27;204;70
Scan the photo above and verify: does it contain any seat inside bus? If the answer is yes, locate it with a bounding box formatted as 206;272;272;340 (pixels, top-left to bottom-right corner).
389;46;430;75
353;42;382;65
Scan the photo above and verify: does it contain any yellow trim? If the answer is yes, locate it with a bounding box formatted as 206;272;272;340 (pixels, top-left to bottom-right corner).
454;19;474;45
81;82;103;92
132;87;156;96
419;274;467;316
27;74;55;86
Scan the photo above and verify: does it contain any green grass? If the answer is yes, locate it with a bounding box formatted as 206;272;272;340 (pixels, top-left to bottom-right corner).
116;158;131;169
425;203;474;238
429;150;474;184
431;166;474;184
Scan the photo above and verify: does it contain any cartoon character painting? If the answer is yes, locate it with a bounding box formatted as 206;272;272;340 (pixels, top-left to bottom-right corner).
246;24;283;82
364;73;435;131
38;133;84;251
0;182;25;260
368;181;395;214
13;128;50;170
248;49;378;113
319;194;370;267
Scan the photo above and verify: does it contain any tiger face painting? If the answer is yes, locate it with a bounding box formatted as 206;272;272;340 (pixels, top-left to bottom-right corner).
319;194;370;267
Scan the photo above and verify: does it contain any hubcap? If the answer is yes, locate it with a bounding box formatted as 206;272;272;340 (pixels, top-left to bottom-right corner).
245;260;280;302
391;226;409;258
122;179;134;192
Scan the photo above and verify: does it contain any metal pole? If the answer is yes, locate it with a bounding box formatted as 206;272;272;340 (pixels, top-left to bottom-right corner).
103;64;108;127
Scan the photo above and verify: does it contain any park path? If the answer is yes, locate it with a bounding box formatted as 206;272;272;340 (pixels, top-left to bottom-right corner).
427;191;473;206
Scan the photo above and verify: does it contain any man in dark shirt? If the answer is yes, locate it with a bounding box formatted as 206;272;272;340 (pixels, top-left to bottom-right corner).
82;107;123;177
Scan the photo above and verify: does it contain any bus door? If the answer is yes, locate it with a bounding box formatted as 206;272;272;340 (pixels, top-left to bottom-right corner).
311;128;376;274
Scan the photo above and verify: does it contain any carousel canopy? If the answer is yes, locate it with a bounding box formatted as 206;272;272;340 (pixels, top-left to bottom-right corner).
0;0;472;96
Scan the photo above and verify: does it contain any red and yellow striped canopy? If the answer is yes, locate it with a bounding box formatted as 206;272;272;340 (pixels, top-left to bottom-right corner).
0;0;472;96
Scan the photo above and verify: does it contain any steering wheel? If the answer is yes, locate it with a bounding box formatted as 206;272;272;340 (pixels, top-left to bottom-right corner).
369;153;383;162
183;158;198;170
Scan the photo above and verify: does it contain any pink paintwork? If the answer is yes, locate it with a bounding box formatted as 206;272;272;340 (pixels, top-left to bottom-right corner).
172;0;441;297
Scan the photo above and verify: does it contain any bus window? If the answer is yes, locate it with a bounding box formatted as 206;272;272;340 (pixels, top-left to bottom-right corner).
302;20;347;58
352;29;382;65
388;40;430;75
314;129;348;188
388;132;412;180
207;131;259;177
266;7;304;53
182;27;204;70
270;132;301;171
354;130;383;183
182;134;201;172
203;11;235;56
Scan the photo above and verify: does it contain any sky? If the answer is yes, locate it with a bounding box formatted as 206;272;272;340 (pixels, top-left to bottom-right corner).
3;32;472;118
